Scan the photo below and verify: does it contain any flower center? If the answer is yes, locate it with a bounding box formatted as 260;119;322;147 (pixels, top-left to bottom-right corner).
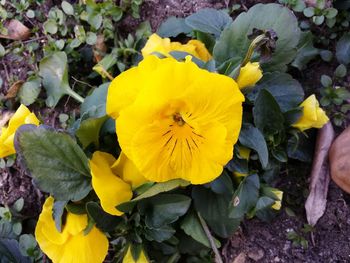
173;113;185;126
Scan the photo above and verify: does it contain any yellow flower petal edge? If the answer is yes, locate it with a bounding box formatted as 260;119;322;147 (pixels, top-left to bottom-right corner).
141;33;212;62
90;151;133;216
111;152;148;189
35;196;108;263
0;104;39;158
292;95;329;131
109;55;244;184
233;146;251;177
236;62;263;89
123;245;149;263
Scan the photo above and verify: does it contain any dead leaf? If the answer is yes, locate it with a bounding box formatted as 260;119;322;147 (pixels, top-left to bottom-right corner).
93;34;107;63
0;111;14;131
5;80;24;99
330;126;350;193
0;20;30;41
305;122;335;226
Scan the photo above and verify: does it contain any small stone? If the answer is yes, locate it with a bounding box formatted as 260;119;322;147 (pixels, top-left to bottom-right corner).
274;256;280;262
232;252;246;263
247;249;264;261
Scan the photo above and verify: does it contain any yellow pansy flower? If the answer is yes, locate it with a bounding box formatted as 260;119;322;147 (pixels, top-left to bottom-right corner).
112;151;148;189
141;33;212;62
35;196;108;263
292;95;329;131
123;246;149;263
236;62;263;89
90;151;133;216
271;189;283;210
107;55;244;184
0;104;39;158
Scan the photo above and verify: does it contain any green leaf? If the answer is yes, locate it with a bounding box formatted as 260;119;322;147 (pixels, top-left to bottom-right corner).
86;32;97;45
76;116;108;149
81;83;109;118
229;174;260;219
0;238;31;263
248;72;304;113
335;64;347;78
321;74;332;87
312;15;325;25
12;198;24;213
18;77;41;106
144;225;175;242
325;8;338;19
336;33;350;65
238;123;268;168
86;202;121;232
117;179;189;212
157;17;192;37
192;187;240;238
39;52;82;107
18;234;37;258
253;89;284;136
141;194;191;228
320;50;333;62
303;7;315;17
53;200;67;232
287;132;315;162
214;3;300;72
88;12;103;30
61;1;74;15
0;43;5;57
43;19;58;34
185;8;232;38
14;125;91;201
206;171;233;195
181;209;218;248
291;31;319;70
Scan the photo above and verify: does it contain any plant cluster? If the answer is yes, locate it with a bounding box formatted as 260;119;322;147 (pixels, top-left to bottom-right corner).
0;3;334;262
2;0;350;261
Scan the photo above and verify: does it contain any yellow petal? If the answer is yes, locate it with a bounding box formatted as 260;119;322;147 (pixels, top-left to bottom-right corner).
237;145;251;160
123;246;149;263
0;104;39;158
236;62;263;89
90;151;133;216
115;56;244;184
292;95;329;131
111;152;148;189
141;33;212;62
106;55;161;119
35;197;109;263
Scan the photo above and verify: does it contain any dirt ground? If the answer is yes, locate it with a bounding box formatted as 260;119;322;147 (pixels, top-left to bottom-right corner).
1;0;349;262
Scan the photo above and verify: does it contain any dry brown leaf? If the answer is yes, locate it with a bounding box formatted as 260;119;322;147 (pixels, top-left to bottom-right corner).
0;111;14;131
93;34;107;63
0;20;30;41
329;126;350;193
232;252;246;263
5;80;24;99
305;122;335;226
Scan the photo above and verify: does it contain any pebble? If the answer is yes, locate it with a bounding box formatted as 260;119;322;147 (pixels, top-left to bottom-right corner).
247;249;264;261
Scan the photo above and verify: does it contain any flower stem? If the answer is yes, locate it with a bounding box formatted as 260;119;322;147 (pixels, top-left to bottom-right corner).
67;89;84;103
197;212;223;263
241;34;267;67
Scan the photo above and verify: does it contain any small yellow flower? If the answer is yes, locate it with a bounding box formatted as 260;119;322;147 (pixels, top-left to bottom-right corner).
236;62;263;89
271;189;283;210
123;246;149;263
233;146;251;177
292;95;329;131
90;151;133;216
107;55;244;184
112;151;148;189
141;33;212;62
35;196;108;263
0;104;39;158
